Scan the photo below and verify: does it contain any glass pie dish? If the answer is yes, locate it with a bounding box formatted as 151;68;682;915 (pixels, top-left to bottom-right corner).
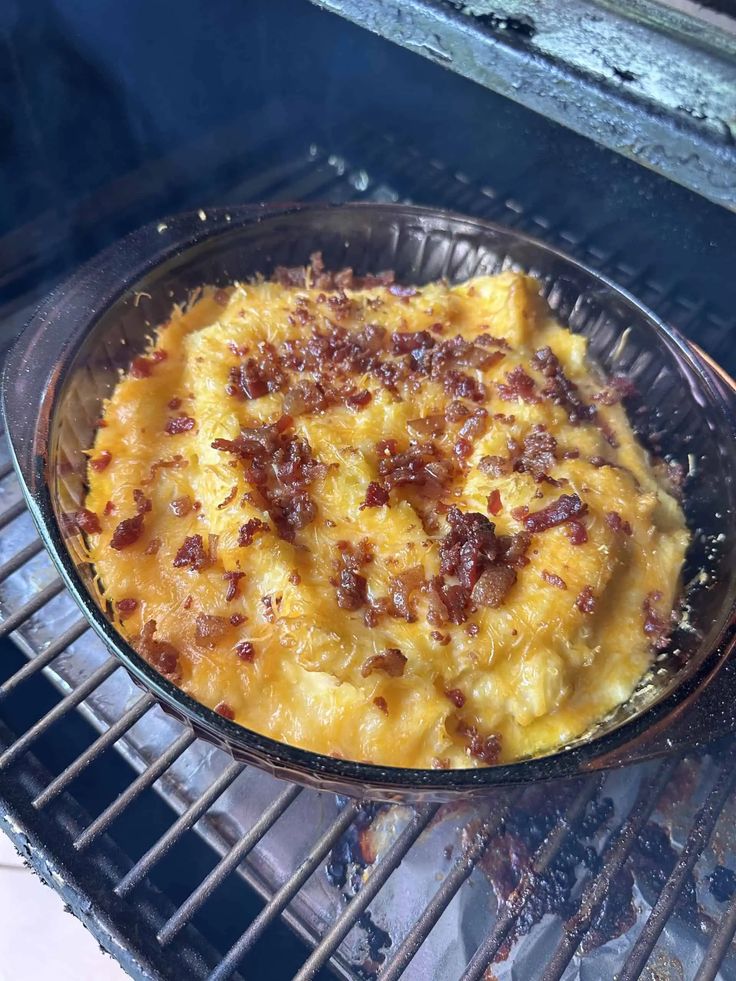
4;202;736;801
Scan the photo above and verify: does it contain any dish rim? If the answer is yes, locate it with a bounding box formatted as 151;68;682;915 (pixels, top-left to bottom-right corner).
4;200;736;798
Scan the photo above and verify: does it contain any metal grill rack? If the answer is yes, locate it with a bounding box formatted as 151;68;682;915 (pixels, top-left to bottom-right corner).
2;132;736;981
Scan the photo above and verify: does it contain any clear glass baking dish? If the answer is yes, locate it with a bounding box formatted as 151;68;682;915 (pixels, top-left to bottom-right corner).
4;203;736;801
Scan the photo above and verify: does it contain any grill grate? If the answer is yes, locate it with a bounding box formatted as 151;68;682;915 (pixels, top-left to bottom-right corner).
1;133;736;981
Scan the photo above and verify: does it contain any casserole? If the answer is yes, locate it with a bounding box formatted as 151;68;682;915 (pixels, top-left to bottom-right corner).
4;203;736;800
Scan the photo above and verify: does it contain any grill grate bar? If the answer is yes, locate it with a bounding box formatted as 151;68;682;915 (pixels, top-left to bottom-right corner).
207;801;362;981
695;892;736;981
0;498;27;532
540;758;679;981
0;577;66;639
115;759;245;897
293;803;440;981
616;762;736;981
74;727;196;851
0;460;13;481
32;692;157;809
157;782;303;945
460;775;604;981
0;618;88;698
0;537;44;583
0;657;118;769
380;792;522;981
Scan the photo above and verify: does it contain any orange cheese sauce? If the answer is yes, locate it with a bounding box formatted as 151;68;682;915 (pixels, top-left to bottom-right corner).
84;270;688;768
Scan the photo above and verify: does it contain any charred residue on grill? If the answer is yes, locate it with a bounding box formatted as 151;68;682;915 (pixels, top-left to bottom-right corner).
478;784;615;960
326;800;386;890
708;865;736;902
354;912;392;979
325;800;393;974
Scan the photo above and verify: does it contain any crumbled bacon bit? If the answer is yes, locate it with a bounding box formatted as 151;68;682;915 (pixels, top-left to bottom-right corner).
643;591;670;649
476;333;512;351
361;481;390;509
458;722;502;765
135;620;181;682
144;537;162;555
437;508;525;618
487;489;502;516
472;566;517;608
130;356;154;378
165;415;196;435
227;351;286;401
170;495;193;517
213;288;229;306
445;688;466;708
523;494;587;533
361;648;407;678
408;414;447;437
593;374;637;405
373;696;389;714
497;366;540;403
445;401;471;423
511;505;529;521
542;570;567;590
110;513;145;550
566;520;588;545
430;630;451;645
116;598;138;619
346;389;372;410
576;586;596;614
195;614;229;648
377;441;454;498
391;330;435;355
64;508;101;535
167;397;182;410
230;613;246;625
212;416;324;542
143;455;188;484
104;501;116;515
466;623;480;637
458;408;489;442
227;340;249;357
133;489;152;514
183;595;193;610
606;511;633;536
90;450;112;472
238;518;269;547
336;568;368;611
479;455;513;477
389;565;425;622
531;347;596;425
217;485;238;510
500;531;531;569
261;595;275;622
515;426;557;481
235;640;256;661
173;534;210;571
289;570;301;585
223;571;246;602
214;701;235;720
443;370;486;403
454;437;473;459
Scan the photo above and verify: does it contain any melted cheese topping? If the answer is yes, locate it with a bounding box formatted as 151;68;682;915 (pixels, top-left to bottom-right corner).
84;271;688;768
